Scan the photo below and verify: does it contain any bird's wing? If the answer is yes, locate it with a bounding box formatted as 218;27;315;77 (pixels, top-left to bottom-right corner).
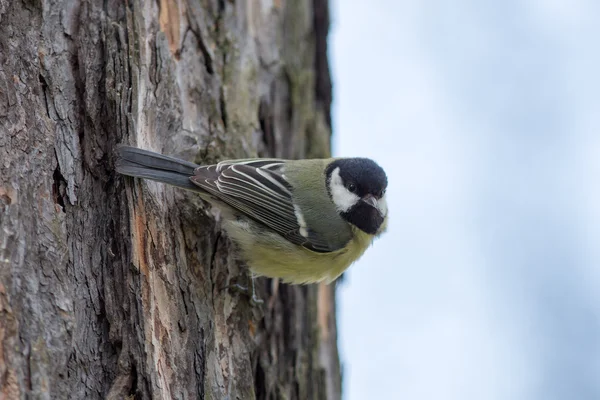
190;160;339;253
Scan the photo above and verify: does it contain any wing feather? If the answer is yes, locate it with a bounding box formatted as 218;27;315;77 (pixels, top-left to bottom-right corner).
190;161;339;252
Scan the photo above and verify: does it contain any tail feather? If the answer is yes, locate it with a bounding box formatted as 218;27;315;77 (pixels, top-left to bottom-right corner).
115;145;201;191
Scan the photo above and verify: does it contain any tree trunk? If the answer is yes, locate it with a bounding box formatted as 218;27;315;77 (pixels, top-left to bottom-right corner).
0;0;339;398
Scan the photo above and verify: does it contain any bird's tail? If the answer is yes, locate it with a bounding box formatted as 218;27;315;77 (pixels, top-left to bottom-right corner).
115;145;201;191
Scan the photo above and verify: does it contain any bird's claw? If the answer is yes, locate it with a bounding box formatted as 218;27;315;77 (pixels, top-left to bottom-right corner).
222;275;263;306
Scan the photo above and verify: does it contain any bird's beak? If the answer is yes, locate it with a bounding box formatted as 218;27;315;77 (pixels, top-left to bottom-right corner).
362;194;386;217
361;194;378;208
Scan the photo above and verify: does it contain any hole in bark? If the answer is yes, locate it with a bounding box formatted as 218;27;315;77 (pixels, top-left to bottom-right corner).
52;166;66;212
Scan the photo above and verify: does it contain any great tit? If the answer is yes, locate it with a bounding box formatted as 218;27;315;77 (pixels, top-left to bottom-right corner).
115;146;388;284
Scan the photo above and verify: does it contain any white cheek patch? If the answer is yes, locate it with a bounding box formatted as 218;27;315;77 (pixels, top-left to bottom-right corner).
329;167;360;212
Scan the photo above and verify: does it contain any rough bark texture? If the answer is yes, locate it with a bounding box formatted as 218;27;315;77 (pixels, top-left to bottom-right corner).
0;0;340;398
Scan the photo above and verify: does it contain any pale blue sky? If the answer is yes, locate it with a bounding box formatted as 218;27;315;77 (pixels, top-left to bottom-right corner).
330;1;600;399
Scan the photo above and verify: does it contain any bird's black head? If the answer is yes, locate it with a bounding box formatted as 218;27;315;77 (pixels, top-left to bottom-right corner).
325;158;388;235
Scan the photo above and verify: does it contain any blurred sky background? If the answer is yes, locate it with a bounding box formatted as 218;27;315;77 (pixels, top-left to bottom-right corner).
330;1;600;399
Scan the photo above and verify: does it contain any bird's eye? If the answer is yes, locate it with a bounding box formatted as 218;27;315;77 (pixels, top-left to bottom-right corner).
347;183;357;193
379;189;386;198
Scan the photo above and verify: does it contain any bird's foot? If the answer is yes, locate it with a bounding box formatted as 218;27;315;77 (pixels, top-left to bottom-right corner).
222;273;264;306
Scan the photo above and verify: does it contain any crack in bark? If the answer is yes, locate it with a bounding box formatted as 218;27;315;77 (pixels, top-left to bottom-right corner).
180;286;188;316
219;86;228;129
195;328;206;400
52;163;67;213
209;231;221;278
37;74;51;119
182;24;214;75
208;230;221;307
259;98;276;156
312;0;332;129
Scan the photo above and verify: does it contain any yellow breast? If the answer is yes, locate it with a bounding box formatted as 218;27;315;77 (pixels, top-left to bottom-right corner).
223;221;374;284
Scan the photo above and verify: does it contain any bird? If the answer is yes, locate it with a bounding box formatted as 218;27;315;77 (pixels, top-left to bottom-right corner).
115;145;388;285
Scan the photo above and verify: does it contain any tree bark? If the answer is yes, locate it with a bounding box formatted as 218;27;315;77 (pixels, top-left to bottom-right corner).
0;0;339;398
